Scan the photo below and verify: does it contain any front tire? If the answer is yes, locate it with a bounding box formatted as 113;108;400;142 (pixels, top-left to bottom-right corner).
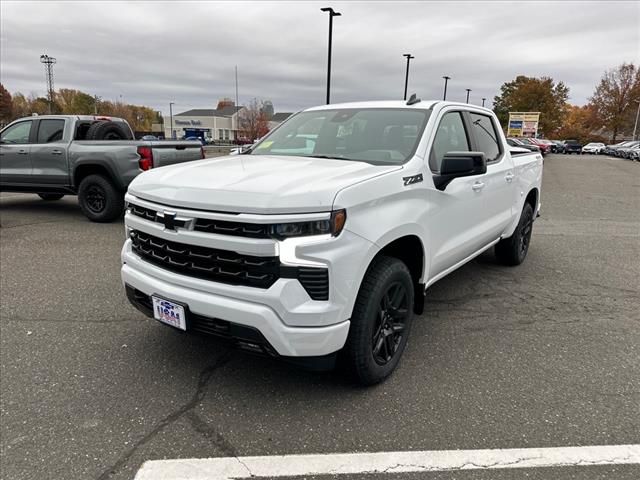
38;193;64;201
344;256;414;385
77;174;124;222
495;203;535;266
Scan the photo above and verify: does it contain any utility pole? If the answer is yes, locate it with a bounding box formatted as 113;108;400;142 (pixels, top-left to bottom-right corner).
402;54;414;101
482;98;486;107
320;7;341;104
169;102;175;139
465;88;472;104
235;66;239;142
40;54;57;114
633;100;640;141
93;95;101;115
442;76;450;101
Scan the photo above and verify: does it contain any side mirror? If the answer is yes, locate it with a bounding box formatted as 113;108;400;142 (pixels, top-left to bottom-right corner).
433;151;487;191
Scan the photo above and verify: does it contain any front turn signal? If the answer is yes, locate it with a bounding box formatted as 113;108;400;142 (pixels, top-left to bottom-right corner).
331;209;347;237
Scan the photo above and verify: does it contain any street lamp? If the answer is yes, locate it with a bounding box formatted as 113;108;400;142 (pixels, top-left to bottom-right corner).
482;98;486;107
442;76;450;101
403;53;414;101
320;7;341;104
465;89;472;104
39;54;57;114
633;100;640;141
169;102;175;139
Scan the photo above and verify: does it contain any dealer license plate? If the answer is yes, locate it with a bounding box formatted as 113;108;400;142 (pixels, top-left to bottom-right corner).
151;296;186;331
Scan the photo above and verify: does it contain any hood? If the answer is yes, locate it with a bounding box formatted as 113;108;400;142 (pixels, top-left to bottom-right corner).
128;154;401;214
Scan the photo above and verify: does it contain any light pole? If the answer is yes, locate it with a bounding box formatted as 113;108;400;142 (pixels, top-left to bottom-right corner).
403;54;414;101
320;7;341;104
39;54;57;114
633;100;640;141
169;102;175;139
465;89;472;104
482;98;486;107
442;76;450;101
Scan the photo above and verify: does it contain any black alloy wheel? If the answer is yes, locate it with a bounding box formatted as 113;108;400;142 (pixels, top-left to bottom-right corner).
344;255;415;385
85;184;107;213
77;174;124;222
519;207;534;258
372;282;410;365
495;202;535;266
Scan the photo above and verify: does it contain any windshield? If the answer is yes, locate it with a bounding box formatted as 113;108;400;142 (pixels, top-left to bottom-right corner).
248;108;431;165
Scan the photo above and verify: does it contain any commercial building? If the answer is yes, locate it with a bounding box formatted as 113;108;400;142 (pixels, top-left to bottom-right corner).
163;106;243;141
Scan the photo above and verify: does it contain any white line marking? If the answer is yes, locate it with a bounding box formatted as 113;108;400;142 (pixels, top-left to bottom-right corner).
134;444;640;479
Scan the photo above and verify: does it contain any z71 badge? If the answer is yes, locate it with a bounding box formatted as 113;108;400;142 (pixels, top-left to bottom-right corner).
402;174;423;186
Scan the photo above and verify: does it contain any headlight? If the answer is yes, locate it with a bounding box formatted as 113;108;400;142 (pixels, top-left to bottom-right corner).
271;209;346;239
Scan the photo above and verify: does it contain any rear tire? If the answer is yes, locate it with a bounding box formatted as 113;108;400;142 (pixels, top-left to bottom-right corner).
344;256;414;385
38;193;64;201
495;203;535;266
77;174;124;222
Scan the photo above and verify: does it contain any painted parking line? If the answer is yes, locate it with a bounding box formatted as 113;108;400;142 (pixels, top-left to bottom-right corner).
135;444;640;480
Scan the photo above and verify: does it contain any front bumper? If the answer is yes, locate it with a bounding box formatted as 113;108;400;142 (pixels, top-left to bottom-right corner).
122;260;350;357
120;198;379;357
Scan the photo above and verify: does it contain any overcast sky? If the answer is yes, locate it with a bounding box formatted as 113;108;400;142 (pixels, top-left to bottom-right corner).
1;1;638;116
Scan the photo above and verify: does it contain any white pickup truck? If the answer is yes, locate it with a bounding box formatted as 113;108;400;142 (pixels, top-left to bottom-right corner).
121;99;543;384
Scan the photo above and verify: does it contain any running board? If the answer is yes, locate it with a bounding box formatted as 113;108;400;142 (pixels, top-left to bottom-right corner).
424;238;501;291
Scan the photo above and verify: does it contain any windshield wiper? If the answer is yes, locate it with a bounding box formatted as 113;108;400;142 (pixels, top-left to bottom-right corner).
307;154;348;160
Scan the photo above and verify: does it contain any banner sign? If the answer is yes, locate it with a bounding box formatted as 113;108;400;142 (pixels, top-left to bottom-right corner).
507;112;540;137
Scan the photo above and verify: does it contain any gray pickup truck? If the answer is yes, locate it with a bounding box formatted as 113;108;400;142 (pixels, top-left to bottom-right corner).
0;115;205;222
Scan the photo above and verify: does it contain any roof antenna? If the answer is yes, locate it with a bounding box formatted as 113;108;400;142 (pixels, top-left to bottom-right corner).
406;93;421;105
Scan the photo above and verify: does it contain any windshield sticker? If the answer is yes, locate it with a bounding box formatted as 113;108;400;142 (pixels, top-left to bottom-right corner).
257;141;273;149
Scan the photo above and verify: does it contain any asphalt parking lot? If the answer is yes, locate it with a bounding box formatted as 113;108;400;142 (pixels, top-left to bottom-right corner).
1;154;639;480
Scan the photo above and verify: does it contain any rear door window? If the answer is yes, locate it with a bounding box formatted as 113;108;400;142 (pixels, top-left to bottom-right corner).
36;119;65;143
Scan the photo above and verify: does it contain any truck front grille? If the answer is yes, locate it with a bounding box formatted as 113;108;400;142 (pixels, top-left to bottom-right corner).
129;203;272;238
130;230;279;289
193;219;270;238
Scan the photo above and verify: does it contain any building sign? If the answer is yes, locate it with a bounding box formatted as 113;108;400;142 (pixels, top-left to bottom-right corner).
507;112;540;137
174;119;202;126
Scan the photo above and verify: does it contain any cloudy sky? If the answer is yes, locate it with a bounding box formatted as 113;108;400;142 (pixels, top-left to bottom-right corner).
1;1;638;116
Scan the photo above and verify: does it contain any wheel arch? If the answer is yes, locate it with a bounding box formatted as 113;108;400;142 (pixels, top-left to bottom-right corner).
73;162;123;191
524;187;539;213
504;186;540;238
354;233;428;316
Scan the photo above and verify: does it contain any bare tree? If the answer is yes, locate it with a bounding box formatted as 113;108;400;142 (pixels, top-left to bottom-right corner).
238;98;270;142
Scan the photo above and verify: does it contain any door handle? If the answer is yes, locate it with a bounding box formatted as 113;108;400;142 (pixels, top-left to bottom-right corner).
472;181;485;191
505;172;515;182
51;149;63;155
18;149;29;155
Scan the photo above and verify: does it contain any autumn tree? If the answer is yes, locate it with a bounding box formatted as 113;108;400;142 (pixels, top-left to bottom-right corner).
57;89;96;115
9;92;30;119
493;75;569;136
0;83;13;125
238;98;270;142
555;105;605;144
28;94;52;115
6;86;163;133
588;63;640;141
